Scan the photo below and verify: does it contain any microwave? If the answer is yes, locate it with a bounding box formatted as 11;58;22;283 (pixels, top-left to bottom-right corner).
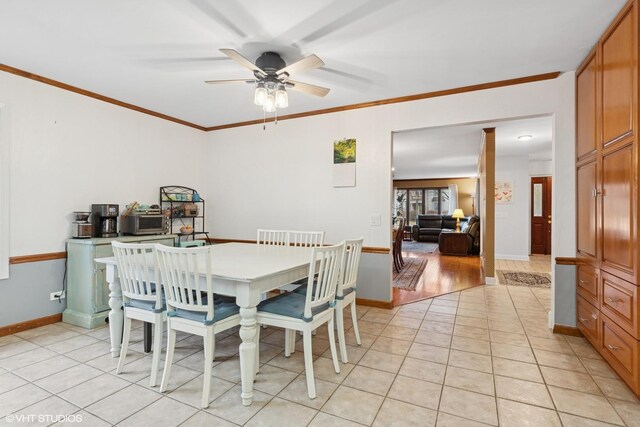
120;215;168;236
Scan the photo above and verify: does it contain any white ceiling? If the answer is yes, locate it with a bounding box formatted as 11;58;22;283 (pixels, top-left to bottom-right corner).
0;0;625;128
393;116;553;180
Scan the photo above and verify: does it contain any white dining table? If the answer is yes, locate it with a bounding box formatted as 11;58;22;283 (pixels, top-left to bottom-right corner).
95;242;313;406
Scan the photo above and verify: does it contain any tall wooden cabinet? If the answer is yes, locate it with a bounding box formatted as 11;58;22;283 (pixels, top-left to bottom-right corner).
575;0;640;396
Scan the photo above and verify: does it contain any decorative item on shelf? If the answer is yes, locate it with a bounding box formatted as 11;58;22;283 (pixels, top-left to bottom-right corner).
452;209;465;232
179;225;193;235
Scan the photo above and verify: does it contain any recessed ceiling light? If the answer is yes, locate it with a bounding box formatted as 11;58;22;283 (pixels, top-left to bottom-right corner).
518;135;533;141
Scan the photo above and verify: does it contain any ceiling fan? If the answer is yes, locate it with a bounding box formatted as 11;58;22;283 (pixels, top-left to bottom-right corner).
205;49;330;113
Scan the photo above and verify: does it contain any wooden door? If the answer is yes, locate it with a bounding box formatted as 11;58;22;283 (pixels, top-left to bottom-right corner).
577;161;598;261
531;177;552;255
601;4;635;147
601;144;635;280
577;50;598;160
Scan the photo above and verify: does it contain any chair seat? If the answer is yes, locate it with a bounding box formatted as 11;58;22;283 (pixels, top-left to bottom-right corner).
168;301;239;326
124;299;166;314
258;292;330;322
335;287;355;300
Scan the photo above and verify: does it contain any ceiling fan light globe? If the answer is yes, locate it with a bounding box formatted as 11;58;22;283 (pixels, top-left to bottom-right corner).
254;86;267;106
275;88;288;108
263;94;276;112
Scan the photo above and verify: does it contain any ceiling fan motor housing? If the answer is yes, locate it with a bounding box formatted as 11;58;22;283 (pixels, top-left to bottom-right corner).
255;52;286;74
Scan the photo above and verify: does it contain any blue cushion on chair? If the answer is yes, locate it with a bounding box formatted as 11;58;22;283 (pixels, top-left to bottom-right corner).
335;287;356;301
258;292;330;322
167;301;239;326
124;297;165;314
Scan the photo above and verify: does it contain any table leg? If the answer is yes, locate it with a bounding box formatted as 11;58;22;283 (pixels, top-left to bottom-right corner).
143;322;152;353
238;307;257;406
107;273;124;358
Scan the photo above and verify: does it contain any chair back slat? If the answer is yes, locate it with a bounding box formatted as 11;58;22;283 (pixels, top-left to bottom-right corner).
304;242;345;318
112;242;161;309
156;245;214;321
338;238;364;297
257;229;289;246
289;231;324;248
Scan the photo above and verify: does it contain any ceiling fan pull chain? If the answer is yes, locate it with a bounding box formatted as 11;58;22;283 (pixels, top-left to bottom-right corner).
263;110;266;131
275;108;278;125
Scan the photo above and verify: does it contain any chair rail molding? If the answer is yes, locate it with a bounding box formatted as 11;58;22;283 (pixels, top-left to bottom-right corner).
0;103;10;280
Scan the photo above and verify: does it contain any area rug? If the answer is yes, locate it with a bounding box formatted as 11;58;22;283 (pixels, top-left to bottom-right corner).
496;270;551;288
393;256;429;290
401;241;438;255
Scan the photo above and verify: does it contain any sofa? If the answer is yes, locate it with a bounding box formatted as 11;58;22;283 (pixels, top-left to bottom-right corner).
411;214;469;242
411;214;481;255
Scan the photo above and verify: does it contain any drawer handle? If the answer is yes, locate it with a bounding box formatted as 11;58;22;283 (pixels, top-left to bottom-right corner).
607;344;621;351
606;297;621;304
591;313;597;320
579;317;589;324
579;280;589;284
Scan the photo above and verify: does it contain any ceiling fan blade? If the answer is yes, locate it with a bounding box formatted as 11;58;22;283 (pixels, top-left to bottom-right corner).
287;80;330;97
204;79;255;84
277;54;324;76
219;48;266;76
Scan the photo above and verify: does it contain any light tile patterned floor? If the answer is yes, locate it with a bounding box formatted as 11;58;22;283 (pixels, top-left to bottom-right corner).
2;284;640;426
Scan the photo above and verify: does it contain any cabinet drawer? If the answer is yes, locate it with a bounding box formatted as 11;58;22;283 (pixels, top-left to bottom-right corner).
600;313;639;393
600;271;639;338
577;266;599;307
577;296;600;347
95;244;114;259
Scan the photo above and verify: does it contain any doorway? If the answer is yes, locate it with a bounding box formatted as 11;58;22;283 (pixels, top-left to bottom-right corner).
531;176;552;255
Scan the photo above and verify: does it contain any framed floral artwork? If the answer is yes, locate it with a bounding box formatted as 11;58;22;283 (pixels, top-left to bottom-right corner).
495;180;513;203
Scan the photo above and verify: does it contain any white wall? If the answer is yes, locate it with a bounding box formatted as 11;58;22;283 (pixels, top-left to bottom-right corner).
529;159;552;176
0;72;208;257
205;73;577;307
495;155;530;260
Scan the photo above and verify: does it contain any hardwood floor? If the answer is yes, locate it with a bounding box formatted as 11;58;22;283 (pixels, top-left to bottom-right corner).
393;249;484;306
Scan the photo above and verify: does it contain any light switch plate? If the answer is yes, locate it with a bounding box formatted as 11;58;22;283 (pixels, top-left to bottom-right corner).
370;214;381;226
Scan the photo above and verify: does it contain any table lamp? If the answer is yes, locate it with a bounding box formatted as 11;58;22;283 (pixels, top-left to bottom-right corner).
452;208;465;232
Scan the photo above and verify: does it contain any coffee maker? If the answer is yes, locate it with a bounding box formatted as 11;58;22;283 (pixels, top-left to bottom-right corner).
91;204;119;237
71;211;92;239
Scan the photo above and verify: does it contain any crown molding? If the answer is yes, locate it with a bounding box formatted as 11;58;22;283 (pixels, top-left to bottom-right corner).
1;63;560;133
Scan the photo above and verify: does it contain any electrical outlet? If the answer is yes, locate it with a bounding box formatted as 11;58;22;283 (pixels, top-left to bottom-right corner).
50;291;66;301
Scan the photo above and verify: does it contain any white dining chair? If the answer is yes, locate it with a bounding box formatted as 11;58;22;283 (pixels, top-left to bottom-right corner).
288;230;325;248
335;238;364;363
257;229;289;246
256;242;345;399
155;244;240;409
112;241;165;387
280;230;324;293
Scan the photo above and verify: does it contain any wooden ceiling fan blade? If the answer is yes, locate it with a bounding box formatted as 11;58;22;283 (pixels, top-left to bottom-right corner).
277;54;324;76
219;48;266;76
204;79;255;84
287;80;330;97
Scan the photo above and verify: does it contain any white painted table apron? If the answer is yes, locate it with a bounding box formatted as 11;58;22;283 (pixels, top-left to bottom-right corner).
95;242;313;406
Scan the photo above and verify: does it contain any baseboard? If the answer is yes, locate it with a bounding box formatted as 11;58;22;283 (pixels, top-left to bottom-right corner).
0;313;62;337
553;324;583;337
495;254;530;261
355;298;394;309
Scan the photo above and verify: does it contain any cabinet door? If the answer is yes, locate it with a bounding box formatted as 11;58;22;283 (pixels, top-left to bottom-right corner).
601;6;635;147
601;144;635;280
577;161;597;260
577;52;598;159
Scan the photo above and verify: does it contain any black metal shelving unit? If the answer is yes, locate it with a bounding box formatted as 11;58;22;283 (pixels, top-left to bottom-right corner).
159;186;209;244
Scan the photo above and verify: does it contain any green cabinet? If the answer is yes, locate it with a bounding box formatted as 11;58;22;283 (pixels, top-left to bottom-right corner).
62;235;175;329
